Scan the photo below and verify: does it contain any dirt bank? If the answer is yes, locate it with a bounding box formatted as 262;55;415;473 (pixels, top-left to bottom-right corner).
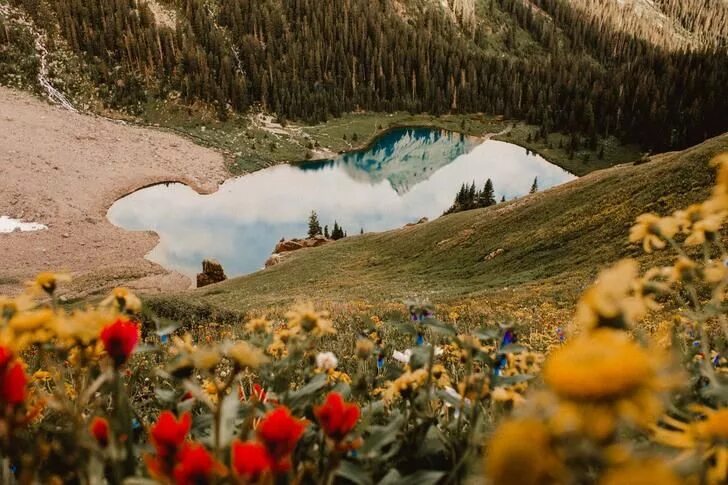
0;87;227;297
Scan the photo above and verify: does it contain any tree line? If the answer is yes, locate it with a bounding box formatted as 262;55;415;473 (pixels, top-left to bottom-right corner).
5;0;728;153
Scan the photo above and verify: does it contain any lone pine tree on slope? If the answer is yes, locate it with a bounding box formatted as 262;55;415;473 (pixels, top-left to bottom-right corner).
308;211;322;237
530;177;539;194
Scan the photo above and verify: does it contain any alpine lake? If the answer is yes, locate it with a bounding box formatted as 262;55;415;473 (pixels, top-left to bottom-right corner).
107;128;576;279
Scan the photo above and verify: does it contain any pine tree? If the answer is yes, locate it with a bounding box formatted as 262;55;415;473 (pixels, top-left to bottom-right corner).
481;179;496;207
530;177;538;194
501;195;506;203
324;225;330;239
308;211;322;238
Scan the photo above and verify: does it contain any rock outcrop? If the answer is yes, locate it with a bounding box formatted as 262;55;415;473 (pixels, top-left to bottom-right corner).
196;259;227;288
266;236;333;269
274;235;331;253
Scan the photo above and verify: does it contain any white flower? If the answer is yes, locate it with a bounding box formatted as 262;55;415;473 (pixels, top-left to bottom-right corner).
393;349;412;364
393;347;442;364
316;352;338;370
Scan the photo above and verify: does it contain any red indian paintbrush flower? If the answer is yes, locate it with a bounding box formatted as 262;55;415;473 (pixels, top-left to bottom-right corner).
314;392;360;441
146;410;193;480
90;417;110;448
231;440;273;481
0;346;13;368
150;411;192;454
1;361;27;405
172;442;225;485
100;318;139;366
257;407;306;467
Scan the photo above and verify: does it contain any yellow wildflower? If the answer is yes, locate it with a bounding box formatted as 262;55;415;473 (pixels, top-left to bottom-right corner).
653;406;728;485
382;369;429;403
574;260;648;331
544;329;676;439
191;348;222;370
457;373;490;401
705;260;728;283
355;338;374;359
55;308;115;344
244;316;272;334
266;338;288;359
323;369;352;384
629;214;679;252
670;256;697;283
484;419;563;485
170;334;197;355
226;341;268;369
286;303;335;336
9;308;55;332
685;212;724;245
32;370;52;382
430;364;451;388
599;459;682;485
100;287;142;313
31;272;71;295
492;386;526;407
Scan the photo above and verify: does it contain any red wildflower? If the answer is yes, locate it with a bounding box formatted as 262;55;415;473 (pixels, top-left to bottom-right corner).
0;346;13;368
252;383;267;402
257;407;306;460
90;417;110;448
1;362;27;405
314;392;360;441
172;442;224;485
231;440;273;481
100;318;139;366
150;411;191;455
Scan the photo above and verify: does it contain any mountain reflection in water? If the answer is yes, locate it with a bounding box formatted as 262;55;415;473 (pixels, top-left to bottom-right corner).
107;128;576;279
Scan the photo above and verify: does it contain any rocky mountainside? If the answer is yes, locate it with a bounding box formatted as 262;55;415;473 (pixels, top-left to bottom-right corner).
1;0;726;155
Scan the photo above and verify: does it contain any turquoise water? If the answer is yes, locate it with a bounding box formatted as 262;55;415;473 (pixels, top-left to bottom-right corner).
107;128;576;279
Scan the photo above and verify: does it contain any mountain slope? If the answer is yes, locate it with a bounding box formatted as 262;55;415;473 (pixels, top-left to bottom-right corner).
1;0;726;155
158;133;728;314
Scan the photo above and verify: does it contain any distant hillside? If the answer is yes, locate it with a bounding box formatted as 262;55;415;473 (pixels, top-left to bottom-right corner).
1;0;727;154
155;132;728;314
566;0;728;51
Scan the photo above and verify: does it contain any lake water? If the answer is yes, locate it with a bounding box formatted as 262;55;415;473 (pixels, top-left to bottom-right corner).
107;128;576;279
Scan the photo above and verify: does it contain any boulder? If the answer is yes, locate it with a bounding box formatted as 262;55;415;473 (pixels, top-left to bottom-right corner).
265;253;283;268
275;239;305;253
484;248;505;261
196;259;227;288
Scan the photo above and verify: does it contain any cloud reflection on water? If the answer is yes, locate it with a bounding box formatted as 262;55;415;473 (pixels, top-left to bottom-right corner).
107;129;576;278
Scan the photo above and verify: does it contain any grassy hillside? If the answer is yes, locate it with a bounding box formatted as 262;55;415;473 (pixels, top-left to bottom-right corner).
149;133;728;319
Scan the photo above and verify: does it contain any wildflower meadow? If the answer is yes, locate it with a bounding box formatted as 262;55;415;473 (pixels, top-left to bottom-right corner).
1;154;728;483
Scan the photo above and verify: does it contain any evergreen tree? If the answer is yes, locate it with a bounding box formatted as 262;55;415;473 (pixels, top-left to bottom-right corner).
324;225;330;239
308;211;322;238
501;195;506;202
530;177;538;194
481;179;496;207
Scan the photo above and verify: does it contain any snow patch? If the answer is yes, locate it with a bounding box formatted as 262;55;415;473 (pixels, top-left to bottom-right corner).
0;216;47;233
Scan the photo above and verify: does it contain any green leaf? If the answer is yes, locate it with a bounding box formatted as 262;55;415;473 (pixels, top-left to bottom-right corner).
336;460;373;485
473;327;500;340
499;343;527;354
391;321;418;336
421;318;456;336
359;414;404;458
155;318;181;337
409;346;433;369
285;373;328;408
219;383;241;446
417;425;447;458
